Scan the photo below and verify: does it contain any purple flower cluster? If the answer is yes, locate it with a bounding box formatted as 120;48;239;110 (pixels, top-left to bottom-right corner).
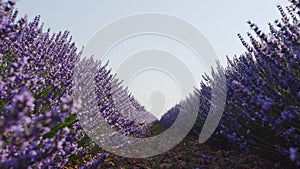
0;1;86;167
0;1;152;168
161;1;300;167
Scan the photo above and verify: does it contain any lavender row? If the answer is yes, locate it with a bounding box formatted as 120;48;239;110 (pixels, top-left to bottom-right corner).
161;1;300;168
0;1;152;168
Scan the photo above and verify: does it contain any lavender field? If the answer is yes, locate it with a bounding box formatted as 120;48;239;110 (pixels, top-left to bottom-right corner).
0;0;300;168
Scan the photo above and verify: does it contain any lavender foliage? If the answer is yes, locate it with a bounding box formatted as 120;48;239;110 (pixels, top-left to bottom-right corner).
1;0;300;168
161;1;300;167
0;1;151;168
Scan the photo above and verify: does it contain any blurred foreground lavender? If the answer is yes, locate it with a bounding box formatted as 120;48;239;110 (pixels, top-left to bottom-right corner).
0;1;153;168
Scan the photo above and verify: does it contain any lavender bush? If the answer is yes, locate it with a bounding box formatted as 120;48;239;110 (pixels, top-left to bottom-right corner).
0;1;152;168
161;1;300;168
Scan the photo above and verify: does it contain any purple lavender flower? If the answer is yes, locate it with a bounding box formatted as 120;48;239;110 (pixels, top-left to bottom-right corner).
290;148;298;161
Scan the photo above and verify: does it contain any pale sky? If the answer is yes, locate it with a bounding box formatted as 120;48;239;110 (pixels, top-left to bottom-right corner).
16;0;290;118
